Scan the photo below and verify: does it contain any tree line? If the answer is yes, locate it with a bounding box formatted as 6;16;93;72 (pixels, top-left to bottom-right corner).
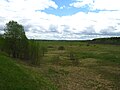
89;37;120;45
0;20;47;65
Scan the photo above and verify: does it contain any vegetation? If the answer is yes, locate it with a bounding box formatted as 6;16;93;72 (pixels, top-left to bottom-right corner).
3;21;29;59
69;51;79;66
32;41;120;90
0;20;120;89
0;34;4;51
28;40;47;65
58;46;65;50
0;21;46;65
89;37;120;45
0;54;57;90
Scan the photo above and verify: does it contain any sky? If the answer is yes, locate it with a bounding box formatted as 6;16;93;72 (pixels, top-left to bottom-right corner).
0;0;120;40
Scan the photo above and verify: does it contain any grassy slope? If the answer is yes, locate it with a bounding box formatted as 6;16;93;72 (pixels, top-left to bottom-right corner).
0;54;57;90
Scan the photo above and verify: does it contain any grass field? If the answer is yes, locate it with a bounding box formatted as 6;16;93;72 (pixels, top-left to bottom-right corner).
0;41;120;90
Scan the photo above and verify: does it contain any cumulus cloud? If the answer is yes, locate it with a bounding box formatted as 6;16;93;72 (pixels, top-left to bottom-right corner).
100;26;120;35
92;0;120;10
0;0;120;40
82;26;96;35
70;0;93;8
70;0;120;11
0;0;58;11
49;25;58;33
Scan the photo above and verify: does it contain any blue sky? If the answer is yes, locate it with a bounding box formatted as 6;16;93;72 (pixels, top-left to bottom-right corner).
42;0;91;16
42;5;90;16
0;0;120;40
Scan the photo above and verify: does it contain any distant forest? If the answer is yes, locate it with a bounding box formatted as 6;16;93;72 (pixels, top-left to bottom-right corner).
89;37;120;45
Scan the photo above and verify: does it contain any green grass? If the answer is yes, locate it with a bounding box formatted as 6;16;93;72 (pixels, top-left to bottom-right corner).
39;41;120;89
0;41;120;90
0;54;57;90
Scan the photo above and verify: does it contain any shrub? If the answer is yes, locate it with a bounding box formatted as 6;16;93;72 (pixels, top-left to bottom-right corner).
86;43;90;46
58;46;65;50
47;46;54;48
40;46;47;56
69;51;79;66
51;55;60;65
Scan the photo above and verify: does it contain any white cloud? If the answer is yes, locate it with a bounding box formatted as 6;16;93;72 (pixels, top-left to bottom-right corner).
0;0;58;11
0;0;58;20
92;0;120;10
61;11;120;33
70;0;93;8
60;5;65;9
0;0;120;40
70;0;120;10
23;10;120;39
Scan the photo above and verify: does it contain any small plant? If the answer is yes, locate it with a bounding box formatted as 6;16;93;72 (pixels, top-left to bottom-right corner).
86;43;90;46
40;46;47;56
58;46;65;50
69;51;79;66
51;55;60;65
47;46;54;48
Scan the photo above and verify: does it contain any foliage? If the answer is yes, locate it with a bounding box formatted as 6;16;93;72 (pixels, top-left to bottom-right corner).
0;39;120;89
40;46;47;56
47;45;54;48
90;37;120;45
51;55;60;65
3;21;29;59
0;34;4;51
29;40;41;65
58;46;65;50
69;51;79;66
2;21;48;65
0;54;57;90
28;40;47;65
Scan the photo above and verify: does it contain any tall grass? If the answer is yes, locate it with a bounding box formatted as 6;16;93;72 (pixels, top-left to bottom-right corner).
0;54;57;90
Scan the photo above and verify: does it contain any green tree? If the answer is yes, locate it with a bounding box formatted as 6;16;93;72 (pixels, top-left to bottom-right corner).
4;20;28;59
29;40;41;65
0;34;4;51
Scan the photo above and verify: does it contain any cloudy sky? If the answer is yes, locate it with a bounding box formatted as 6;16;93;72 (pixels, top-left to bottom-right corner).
0;0;120;40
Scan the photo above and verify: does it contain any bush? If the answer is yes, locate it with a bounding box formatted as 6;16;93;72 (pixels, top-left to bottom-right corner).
51;55;60;65
58;46;65;50
69;51;79;66
47;46;54;48
40;46;47;56
86;43;90;46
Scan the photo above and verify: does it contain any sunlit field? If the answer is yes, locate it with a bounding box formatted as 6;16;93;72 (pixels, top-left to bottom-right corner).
36;41;120;90
0;40;120;90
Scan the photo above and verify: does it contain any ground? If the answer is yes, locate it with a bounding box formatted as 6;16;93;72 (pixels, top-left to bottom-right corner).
30;41;120;90
0;41;120;90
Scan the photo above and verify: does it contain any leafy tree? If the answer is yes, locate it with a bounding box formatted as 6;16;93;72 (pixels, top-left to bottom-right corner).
4;20;28;59
0;34;4;51
29;40;42;65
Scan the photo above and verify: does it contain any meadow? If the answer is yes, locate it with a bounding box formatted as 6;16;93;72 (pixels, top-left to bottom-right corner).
37;41;120;90
0;40;120;90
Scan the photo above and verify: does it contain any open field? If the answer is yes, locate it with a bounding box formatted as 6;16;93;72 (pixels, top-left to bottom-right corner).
37;41;120;90
0;41;120;90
